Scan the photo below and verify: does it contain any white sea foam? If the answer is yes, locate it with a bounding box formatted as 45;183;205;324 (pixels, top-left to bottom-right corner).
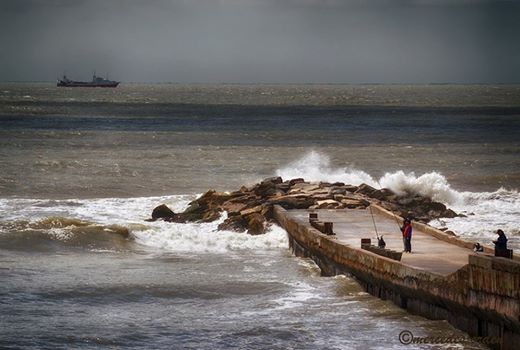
276;150;377;186
430;188;520;248
276;151;462;204
0;195;288;253
132;217;288;253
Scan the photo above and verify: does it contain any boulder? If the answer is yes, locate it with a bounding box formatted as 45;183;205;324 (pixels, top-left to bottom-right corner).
341;198;368;209
330;187;347;195
254;181;278;198
442;208;458;218
370;188;396;201
240;205;263;216
316;199;340;209
246;213;266;235
267;195;315;209
344;185;359;193
262;176;283;184
221;201;248;215
197;190;232;208
289;178;305;186
288;183;320;194
217;214;248;232
201;209;221;222
311;193;334;201
261;204;274;219
151;204;176;220
276;182;291;193
355;183;377;196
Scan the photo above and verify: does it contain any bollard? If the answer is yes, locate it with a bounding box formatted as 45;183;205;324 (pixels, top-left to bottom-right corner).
361;238;371;248
324;222;334;235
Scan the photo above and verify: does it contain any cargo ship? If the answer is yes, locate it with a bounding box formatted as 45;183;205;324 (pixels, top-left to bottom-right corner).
57;73;119;87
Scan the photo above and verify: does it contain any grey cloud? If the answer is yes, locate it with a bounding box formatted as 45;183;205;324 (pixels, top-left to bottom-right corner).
1;0;519;83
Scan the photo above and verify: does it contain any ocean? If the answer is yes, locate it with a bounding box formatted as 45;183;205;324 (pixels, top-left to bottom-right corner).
1;83;519;349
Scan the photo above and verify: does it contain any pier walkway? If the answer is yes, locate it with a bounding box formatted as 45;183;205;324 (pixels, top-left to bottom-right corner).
276;206;520;349
286;208;474;276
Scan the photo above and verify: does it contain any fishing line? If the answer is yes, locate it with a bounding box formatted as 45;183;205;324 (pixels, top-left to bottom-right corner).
373;177;404;232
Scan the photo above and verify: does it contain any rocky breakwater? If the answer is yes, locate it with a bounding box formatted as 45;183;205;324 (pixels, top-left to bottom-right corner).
149;177;459;235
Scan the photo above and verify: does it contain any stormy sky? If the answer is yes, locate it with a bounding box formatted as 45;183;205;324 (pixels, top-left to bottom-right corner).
1;0;519;83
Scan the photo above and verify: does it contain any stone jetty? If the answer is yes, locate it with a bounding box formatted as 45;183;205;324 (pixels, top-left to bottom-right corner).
149;177;458;235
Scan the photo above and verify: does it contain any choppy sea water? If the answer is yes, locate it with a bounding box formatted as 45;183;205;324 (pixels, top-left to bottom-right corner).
1;84;519;349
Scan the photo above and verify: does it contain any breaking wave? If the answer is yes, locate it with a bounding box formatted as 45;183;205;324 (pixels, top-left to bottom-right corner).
0;216;132;251
133;215;288;254
276;151;519;248
276;151;462;204
0;196;287;253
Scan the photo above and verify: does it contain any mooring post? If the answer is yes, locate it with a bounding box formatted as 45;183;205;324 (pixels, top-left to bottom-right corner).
324;222;334;235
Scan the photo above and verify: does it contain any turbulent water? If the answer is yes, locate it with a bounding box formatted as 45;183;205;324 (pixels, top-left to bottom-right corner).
1;83;519;349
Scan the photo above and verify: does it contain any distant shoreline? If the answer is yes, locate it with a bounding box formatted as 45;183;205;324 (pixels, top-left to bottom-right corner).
2;83;520;111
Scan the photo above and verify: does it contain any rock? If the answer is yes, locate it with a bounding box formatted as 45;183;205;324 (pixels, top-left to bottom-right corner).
441;208;458;218
197;190;231;207
240;205;263;216
316;199;340;209
246;213;266;235
201;209;221;222
151;204;176;220
183;201;200;214
311;193;334;200
288;183;320;194
341;198;368;209
261;204;274;219
218;214;248;232
221;201;248;215
254;181;278;198
262;176;283;184
289;178;305;186
276;182;291;193
355;183;377;196
344;185;358;193
267;195;315;209
370;188;396;201
379;201;400;212
330;187;347;195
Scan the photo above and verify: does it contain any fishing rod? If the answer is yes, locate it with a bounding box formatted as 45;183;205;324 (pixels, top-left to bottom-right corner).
368;204;386;248
374;177;404;232
368;205;380;239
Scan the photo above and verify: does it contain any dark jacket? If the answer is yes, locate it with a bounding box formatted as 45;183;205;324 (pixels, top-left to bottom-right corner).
494;233;508;250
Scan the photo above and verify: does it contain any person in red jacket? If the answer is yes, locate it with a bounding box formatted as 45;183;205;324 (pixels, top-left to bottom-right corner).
401;218;413;253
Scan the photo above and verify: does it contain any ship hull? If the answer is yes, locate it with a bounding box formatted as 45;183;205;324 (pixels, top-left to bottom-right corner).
57;82;119;88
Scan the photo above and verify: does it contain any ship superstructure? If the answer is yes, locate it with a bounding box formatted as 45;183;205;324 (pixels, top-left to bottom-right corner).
57;73;119;87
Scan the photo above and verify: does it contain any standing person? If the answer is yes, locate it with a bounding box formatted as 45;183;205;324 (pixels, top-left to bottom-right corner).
401;218;413;253
492;229;508;256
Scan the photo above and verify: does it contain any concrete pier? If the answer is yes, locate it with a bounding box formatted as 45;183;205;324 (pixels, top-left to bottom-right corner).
274;205;520;350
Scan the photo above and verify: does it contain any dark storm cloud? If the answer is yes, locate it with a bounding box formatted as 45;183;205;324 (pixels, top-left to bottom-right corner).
1;0;519;83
